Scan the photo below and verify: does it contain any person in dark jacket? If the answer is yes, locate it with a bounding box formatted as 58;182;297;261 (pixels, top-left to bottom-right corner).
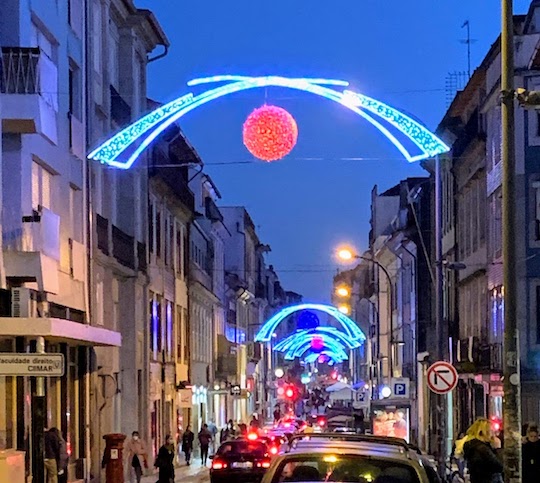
181;426;194;465
522;425;540;483
463;418;503;483
198;424;212;466
56;429;69;483
155;435;175;483
44;427;61;483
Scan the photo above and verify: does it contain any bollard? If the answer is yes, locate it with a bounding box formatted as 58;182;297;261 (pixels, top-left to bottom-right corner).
102;433;126;483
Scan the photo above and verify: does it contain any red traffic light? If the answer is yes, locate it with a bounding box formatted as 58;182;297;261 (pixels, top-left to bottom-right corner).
285;387;294;399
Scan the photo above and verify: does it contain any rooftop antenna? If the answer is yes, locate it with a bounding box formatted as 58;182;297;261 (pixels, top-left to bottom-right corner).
460;20;477;79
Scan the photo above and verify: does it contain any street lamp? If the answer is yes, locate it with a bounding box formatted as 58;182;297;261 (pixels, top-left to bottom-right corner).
338;304;351;315
274;368;284;379
336;286;350;298
335;246;395;377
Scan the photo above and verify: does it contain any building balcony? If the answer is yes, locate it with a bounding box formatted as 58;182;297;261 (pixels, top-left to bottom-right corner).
0;47;58;141
3;207;60;293
112;225;135;269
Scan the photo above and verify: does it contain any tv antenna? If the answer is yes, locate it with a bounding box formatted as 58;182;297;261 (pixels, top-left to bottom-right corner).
460;20;477;79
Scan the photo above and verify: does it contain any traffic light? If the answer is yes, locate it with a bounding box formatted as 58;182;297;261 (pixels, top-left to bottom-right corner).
491;415;502;433
285;386;295;399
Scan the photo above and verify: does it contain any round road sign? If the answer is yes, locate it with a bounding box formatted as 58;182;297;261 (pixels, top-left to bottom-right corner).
426;361;458;394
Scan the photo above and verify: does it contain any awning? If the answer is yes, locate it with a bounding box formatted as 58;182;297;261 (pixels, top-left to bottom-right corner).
0;317;121;347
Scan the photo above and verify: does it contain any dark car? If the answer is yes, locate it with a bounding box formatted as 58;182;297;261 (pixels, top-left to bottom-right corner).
211;439;271;483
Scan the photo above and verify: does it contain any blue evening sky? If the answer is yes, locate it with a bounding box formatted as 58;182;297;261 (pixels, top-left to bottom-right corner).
136;0;530;302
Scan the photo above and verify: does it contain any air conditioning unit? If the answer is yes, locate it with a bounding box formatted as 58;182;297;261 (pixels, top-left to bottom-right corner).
11;288;39;317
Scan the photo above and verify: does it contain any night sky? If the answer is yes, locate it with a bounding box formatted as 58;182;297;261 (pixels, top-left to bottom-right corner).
136;0;531;302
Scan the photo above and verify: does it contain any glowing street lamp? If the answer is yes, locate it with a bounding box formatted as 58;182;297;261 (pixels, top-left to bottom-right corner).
337;247;356;262
335;286;350;297
274;368;284;378
338;304;351;315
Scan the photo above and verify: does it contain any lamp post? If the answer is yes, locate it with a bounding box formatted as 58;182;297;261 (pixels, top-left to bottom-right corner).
337;248;395;379
501;0;521;481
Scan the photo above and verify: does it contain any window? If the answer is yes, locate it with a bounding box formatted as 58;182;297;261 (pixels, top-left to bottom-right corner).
148;201;154;254
109;23;120;89
156;295;163;353
169;219;174;268
92;2;102;71
150;292;157;357
536;286;540;344
32;161;53;210
183;308;189;364
30;22;54;60
69;185;82;241
175;225;183;276
95;274;104;326
68;62;82;120
156;210;162;258
112;278;120;331
176;305;183;362
166;301;173;361
533;182;540;240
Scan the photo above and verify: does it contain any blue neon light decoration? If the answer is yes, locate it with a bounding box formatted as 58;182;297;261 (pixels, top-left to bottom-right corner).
304;351;345;364
285;339;349;361
88;75;450;169
255;303;366;343
274;328;361;352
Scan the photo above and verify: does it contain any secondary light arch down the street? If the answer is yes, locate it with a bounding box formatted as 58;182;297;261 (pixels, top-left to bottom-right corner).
88;75;450;169
254;303;366;343
273;327;362;352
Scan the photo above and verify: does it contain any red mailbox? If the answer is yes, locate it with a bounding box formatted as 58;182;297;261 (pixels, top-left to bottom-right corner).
102;433;126;483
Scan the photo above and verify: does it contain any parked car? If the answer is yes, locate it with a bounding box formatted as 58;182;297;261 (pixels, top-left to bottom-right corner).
211;439;271;483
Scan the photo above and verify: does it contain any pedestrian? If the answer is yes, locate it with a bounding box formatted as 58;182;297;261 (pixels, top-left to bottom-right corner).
181;425;194;465
155;435;175;483
198;424;212;466
523;425;540;483
44;427;61;483
208;420;218;455
124;431;148;483
463;418;503;483
57;429;69;483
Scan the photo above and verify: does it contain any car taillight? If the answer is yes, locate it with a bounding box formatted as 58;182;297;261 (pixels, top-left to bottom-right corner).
318;419;326;427
212;460;227;470
247;432;258;440
257;460;271;468
270;446;278;455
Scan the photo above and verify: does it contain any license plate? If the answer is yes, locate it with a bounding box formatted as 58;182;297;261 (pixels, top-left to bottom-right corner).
231;462;253;469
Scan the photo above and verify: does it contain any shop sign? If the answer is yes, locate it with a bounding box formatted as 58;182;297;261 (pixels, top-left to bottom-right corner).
0;353;64;376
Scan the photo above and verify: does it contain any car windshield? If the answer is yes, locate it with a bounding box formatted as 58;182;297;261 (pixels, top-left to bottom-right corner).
218;441;267;457
271;455;420;483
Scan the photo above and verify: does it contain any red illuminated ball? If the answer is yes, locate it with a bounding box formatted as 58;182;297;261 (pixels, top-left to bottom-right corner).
243;105;298;161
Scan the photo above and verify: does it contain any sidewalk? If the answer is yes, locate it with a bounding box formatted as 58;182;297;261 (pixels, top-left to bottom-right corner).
140;460;210;483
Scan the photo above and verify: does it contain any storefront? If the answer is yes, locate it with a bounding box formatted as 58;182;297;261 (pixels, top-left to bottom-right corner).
371;401;411;442
0;318;120;482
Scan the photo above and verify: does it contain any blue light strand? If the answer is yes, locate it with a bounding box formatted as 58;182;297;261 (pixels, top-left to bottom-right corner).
255;303;365;343
87;75;450;169
188;75;350;87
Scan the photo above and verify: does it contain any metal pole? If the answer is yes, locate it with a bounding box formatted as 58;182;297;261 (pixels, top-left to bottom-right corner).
358;256;393;379
501;0;522;481
33;336;46;483
434;155;448;473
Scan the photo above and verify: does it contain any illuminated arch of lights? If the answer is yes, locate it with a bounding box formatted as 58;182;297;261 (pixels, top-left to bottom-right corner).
274;327;361;352
88;75;450;169
303;351;346;364
276;333;349;359
255;303;366;343
284;338;350;361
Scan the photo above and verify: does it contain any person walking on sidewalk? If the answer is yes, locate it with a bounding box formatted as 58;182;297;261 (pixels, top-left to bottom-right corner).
463;418;503;483
125;431;148;483
181;426;194;466
155;435;175;483
44;427;61;483
198;424;212;466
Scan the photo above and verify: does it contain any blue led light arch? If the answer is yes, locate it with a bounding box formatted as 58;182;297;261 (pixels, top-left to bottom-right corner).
255;303;366;343
304;351;345;364
88;75;450;169
274;328;361;352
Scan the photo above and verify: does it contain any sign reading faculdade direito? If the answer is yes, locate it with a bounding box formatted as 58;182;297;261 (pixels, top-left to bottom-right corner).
0;353;65;376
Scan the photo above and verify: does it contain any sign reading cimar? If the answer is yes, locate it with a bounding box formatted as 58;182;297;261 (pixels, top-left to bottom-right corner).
0;353;65;376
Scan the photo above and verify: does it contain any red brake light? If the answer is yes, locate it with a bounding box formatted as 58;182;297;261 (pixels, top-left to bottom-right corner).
270;446;278;455
212;460;227;470
247;432;258;441
318;419;326;427
262;460;271;468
